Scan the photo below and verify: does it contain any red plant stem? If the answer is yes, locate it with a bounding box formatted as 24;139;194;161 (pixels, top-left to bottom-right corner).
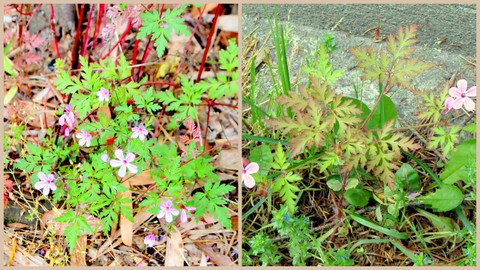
81;5;95;59
24;4;44;28
12;4;27;15
131;39;140;77
49;4;61;58
100;18;132;60
135;37;152;81
17;5;24;46
72;4;86;71
196;4;222;83
171;4;206;83
92;4;105;50
335;171;351;218
152;108;166;138
135;4;163;81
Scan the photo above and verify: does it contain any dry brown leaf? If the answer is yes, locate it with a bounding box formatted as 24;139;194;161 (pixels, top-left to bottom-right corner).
93;211;153;259
214;148;240;171
120;181;133;246
165;230;185;266
6;223;29;230
32;86;55;104
40;209;103;236
70;235;87;266
217;15;238;33
195;242;233;266
129;170;155;186
98;104;111;119
4;241;48;266
191;4;218;18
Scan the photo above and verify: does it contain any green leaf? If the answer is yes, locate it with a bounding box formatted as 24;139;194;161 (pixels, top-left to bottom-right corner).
420;185;463;212
440;139;476;184
346;209;408;239
4;86;18;105
365;95;397;129
342;97;370;122
249;144;273;177
395;163;421;192
64;224;82;251
344;187;371;207
414;207;455;233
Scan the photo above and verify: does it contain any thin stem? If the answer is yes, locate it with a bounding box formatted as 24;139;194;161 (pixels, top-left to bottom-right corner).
81;4;95;59
196;4;222;83
100;18;132;60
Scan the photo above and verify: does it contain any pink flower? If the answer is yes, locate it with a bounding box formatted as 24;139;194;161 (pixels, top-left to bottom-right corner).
131;125;148;141
242;162;259;189
408;192;421;199
447;79;476;111
144;233;157;248
97;87;110;102
34;172;57;196
106;5;121;19
102;23;116;42
110;149;138;177
180;206;196;223
157;200;179;223
101;153;110;163
64;126;71;137
58;104;75;127
76;129;92;147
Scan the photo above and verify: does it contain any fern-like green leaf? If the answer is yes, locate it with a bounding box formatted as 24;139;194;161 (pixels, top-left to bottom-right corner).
272;172;302;214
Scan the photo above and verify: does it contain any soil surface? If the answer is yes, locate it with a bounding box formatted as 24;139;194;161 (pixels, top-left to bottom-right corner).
242;4;476;125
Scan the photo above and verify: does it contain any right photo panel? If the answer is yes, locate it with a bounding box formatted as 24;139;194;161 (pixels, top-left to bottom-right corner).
241;4;476;266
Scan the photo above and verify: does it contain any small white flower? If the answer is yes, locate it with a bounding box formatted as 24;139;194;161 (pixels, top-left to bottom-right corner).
131;125;149;141
34;172;57;196
97;87;110;102
101;153;110;163
110;149;138;177
76;129;92;147
242;162;259;189
144;233;157;248
157;200;179;223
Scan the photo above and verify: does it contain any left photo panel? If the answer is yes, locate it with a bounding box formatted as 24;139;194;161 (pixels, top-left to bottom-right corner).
3;4;239;266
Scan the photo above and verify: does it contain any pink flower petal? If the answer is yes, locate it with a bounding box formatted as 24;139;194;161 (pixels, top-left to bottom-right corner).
245;162;259;174
126;163;138;174
180;210;188;223
58;115;65;126
34;181;46;190
449;87;461;98
165;213;173;223
114;149;124;160
243;174;256;189
157;211;166;219
118;165;127;177
463;97;475;111
38;172;47;181
465;86;476;97
125;153;135;163
457;79;468;92
170;208;179;216
452;97;464;110
110;159;123;167
42;187;51;196
101;154;110;163
66;111;75;127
